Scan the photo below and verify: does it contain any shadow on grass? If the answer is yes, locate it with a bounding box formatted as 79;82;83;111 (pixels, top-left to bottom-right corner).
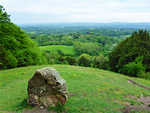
16;99;65;112
15;99;32;111
48;104;65;113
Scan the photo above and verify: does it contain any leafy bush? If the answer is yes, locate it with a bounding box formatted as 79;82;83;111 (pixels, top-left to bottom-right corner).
91;55;108;70
119;56;145;77
66;56;76;65
96;55;108;70
119;62;145;77
74;42;102;56
45;51;60;64
6;51;18;68
139;72;150;79
0;45;18;69
79;53;91;67
16;48;46;67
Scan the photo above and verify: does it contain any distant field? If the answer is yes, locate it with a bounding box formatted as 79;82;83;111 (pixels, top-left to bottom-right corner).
1;65;150;112
39;45;76;56
123;35;131;38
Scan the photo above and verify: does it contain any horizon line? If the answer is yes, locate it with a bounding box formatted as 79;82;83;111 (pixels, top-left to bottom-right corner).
17;22;150;25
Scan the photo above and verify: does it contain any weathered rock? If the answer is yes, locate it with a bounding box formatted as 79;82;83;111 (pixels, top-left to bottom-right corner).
27;67;67;107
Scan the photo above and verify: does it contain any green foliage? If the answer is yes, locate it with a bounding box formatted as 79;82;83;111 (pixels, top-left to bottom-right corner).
0;44;18;69
40;45;109;69
140;72;150;79
66;56;76;65
23;23;136;39
16;48;46;67
74;42;102;56
28;29;121;57
79;53;91;67
0;5;10;23
0;5;46;69
96;54;109;70
119;56;145;77
91;55;108;70
45;51;60;64
109;30;150;78
6;51;18;68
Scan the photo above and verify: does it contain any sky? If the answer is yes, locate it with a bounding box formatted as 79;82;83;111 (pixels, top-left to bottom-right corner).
1;0;150;24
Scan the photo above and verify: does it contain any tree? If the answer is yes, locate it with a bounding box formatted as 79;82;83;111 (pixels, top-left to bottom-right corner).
79;53;91;67
0;5;10;23
0;5;46;69
109;30;150;77
74;42;102;56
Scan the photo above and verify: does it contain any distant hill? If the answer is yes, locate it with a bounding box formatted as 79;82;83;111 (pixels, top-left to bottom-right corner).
20;22;150;29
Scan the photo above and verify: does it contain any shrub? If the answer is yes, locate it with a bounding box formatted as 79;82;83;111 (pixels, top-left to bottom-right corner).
96;55;108;70
45;51;60;64
119;56;145;77
139;72;150;79
58;55;68;64
16;48;46;67
6;51;18;69
119;62;145;77
79;53;91;67
91;55;109;70
66;57;76;65
0;47;18;69
74;42;102;56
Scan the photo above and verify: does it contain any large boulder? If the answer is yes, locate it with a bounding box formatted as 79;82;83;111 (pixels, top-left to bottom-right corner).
27;67;67;107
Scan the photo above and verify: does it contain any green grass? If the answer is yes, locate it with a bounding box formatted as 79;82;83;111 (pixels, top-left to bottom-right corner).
0;65;150;112
39;45;76;56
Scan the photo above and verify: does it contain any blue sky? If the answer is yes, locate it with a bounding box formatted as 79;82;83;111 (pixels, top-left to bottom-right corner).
1;0;150;24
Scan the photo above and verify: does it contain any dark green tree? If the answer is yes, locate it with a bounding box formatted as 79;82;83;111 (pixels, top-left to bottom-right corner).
109;30;150;76
79;53;91;67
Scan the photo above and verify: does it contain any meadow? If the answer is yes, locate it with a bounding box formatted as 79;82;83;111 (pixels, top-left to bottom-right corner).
39;45;76;56
1;65;150;112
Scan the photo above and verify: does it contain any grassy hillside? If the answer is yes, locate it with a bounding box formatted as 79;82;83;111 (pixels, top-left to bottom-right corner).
0;65;150;112
39;45;76;56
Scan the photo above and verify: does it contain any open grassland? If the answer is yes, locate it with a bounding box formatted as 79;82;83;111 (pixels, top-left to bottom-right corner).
0;65;150;112
39;45;76;56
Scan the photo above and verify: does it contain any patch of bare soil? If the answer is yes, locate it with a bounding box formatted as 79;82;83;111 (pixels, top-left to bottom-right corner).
120;95;150;113
23;92;77;113
118;79;150;112
68;92;78;97
0;111;12;113
23;106;66;113
128;79;150;90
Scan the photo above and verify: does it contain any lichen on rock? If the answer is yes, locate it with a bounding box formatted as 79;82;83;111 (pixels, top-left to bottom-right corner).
27;67;67;108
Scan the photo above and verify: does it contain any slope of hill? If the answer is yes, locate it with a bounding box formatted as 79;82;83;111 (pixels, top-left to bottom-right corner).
0;65;150;112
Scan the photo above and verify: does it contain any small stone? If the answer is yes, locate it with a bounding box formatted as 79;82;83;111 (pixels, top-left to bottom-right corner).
27;67;67;108
40;106;44;109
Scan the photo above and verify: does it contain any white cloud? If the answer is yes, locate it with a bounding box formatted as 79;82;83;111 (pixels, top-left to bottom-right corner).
1;0;150;24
